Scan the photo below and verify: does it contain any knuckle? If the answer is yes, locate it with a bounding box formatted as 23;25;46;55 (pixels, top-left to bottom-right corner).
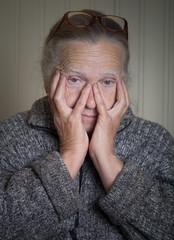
69;114;77;125
53;95;60;103
53;95;62;108
103;112;111;122
121;100;127;109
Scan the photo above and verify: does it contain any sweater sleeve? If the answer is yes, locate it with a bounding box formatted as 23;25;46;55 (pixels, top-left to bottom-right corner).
0;148;83;239
99;128;174;240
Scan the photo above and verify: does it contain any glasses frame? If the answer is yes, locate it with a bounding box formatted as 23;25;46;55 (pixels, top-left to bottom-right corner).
49;11;128;41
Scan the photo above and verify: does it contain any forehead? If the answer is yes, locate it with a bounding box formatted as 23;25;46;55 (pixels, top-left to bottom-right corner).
59;40;123;73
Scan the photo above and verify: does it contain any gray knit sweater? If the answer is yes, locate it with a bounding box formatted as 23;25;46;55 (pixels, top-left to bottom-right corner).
0;97;174;240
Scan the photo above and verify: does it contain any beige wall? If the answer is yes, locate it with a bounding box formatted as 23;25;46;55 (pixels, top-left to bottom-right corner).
0;0;174;136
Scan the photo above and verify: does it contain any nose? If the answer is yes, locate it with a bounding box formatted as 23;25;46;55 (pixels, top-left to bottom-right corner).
85;88;96;109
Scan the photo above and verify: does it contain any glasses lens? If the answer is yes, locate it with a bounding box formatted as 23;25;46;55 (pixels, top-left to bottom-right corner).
68;12;93;27
101;16;125;32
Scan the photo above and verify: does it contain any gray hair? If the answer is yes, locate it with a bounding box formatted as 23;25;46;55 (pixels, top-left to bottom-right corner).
41;10;130;87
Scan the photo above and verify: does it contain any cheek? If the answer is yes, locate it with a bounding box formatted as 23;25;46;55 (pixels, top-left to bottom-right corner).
65;86;81;108
100;86;117;110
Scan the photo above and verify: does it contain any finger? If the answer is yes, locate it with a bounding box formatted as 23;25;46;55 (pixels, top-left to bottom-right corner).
117;79;130;117
49;70;61;114
93;83;107;116
49;70;60;99
54;73;66;101
115;80;129;117
73;84;91;116
49;71;69;116
110;80;127;116
116;80;125;104
122;79;130;109
53;73;69;114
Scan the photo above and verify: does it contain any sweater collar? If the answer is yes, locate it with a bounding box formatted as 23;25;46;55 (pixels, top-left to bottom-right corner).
28;96;134;134
28;96;56;132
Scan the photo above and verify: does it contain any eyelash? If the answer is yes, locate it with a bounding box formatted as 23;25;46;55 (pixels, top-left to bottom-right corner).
68;77;82;84
102;80;115;86
69;77;79;82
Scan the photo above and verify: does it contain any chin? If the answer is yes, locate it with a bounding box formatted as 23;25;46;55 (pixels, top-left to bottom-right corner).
85;126;95;134
83;121;96;134
82;114;97;133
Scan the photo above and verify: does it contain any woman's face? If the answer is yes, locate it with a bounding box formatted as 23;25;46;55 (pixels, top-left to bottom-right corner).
57;40;123;133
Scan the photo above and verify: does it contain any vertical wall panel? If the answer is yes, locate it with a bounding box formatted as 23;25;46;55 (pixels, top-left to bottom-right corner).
16;0;44;112
44;0;67;36
143;0;165;124
68;0;91;11
114;0;120;15
0;0;19;119
118;0;143;115
168;0;174;136
136;0;145;118
162;0;170;132
91;0;116;14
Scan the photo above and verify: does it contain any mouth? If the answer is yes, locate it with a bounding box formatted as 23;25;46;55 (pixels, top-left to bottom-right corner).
82;114;98;120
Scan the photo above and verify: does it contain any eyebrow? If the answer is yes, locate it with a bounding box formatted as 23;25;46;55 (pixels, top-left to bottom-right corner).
62;67;119;80
64;67;84;76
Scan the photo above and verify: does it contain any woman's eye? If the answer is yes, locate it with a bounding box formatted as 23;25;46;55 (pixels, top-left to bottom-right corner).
103;80;113;86
66;77;85;89
70;78;79;83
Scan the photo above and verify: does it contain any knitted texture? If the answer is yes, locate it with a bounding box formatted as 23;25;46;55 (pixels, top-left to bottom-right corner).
0;97;174;240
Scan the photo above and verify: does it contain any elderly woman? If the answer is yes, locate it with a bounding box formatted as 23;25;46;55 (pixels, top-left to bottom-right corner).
1;10;174;240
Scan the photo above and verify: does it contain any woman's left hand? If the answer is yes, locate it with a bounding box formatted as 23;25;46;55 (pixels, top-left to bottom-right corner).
89;80;130;192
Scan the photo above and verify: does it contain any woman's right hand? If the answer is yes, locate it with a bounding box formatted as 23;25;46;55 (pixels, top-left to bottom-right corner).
49;70;91;179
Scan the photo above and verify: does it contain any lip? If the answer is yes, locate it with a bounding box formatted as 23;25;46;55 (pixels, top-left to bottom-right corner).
82;114;98;119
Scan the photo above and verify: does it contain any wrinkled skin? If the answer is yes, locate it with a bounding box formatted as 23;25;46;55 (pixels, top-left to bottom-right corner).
48;40;130;191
